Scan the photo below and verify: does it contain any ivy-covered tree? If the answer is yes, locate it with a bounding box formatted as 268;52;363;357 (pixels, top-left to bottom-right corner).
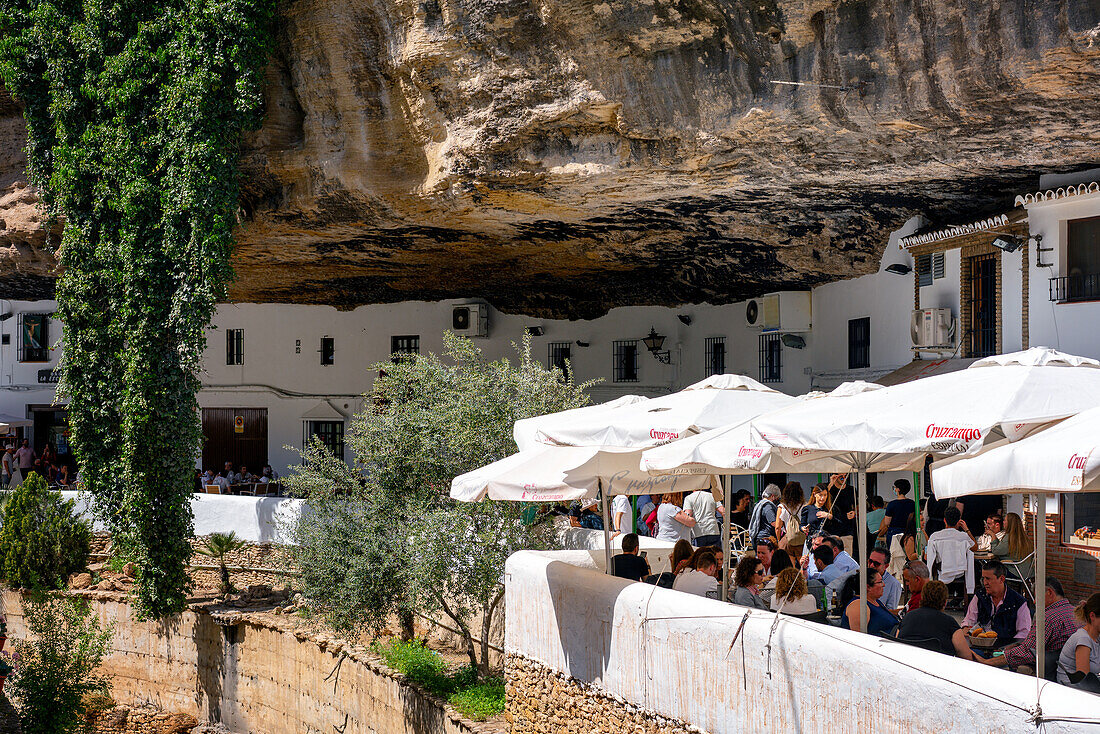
0;0;274;615
287;333;596;675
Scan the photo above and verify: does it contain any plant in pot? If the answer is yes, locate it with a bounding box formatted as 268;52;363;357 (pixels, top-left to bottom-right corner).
0;651;19;690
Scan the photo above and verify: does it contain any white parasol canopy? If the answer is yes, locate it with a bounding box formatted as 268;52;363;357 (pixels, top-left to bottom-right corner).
930;405;1100;497
449;444;712;503
750;348;1100;472
538;374;795;449
640;381;885;476
513;395;647;452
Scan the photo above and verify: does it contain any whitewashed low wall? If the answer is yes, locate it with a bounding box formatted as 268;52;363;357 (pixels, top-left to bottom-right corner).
61;491;303;543
506;550;1099;734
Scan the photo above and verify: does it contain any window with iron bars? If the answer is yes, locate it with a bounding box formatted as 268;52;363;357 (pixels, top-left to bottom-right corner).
704;337;725;377
226;328;244;366
547;342;571;376
390;335;420;359
320;336;335;366
613;340;639;382
848;317;870;370
759;333;782;383
305;420;344;461
17;313;50;363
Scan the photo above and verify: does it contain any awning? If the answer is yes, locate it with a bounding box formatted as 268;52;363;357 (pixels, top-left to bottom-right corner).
0;413;33;429
874;357;977;387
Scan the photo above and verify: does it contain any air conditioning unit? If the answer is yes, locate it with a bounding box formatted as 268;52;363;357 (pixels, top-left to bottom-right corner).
745;292;811;332
910;308;955;349
452;303;489;337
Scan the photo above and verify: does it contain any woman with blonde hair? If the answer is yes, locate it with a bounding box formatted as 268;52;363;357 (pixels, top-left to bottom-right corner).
992;512;1032;580
770;567;818;614
1057;593;1100;690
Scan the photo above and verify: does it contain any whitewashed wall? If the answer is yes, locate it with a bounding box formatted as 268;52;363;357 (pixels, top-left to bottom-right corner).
506;549;1098;734
1024;189;1100;359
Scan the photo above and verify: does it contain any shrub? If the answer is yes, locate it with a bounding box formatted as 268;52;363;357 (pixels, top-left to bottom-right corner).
11;592;113;734
449;679;505;721
0;474;91;589
372;639;452;696
194;532;247;593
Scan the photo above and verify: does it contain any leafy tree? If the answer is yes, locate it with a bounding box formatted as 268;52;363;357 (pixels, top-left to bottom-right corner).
0;473;91;589
0;0;274;617
287;333;595;675
10;592;113;734
195;532;247;594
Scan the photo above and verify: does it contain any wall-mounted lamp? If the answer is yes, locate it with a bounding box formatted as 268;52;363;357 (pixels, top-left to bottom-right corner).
780;334;806;349
525;325;545;336
991;235;1023;253
575;340;590;348
885;263;912;276
642;327;671;363
677;314;692;326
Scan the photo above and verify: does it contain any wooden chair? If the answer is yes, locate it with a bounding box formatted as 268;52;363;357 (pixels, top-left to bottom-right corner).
204;484;222;494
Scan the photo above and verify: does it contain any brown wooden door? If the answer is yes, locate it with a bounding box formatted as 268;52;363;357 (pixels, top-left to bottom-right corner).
201;408;268;475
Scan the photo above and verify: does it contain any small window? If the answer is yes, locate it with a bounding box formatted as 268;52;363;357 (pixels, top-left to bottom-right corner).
848;317;870;370
320;336;335;366
1062;216;1100;301
759;333;781;383
932;251;945;280
226;329;244;365
613;340;638;383
391;335;420;357
1063;493;1100;547
916;254;932;287
305;420;344;461
704;337;725;377
547;342;571;375
17;313;50;363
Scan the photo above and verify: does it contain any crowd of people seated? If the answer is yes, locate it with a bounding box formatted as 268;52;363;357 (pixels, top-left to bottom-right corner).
605;473;1100;694
197;462;279;494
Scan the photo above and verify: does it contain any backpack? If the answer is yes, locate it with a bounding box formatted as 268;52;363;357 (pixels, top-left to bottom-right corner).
782;504;806;547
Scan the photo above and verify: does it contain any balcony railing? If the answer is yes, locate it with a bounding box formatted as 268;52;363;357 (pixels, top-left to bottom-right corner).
1050;273;1100;302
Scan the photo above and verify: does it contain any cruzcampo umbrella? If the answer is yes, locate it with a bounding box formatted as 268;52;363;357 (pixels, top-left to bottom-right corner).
513;394;648;452
750;347;1100;632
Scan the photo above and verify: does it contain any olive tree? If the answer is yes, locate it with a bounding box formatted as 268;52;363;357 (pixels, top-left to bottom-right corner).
286;333;594;675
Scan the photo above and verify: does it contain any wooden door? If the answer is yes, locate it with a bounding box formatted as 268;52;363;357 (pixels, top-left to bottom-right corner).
201;408;268;475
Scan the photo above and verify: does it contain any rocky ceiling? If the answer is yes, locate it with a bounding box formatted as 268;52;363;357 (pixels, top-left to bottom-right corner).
1;0;1099;318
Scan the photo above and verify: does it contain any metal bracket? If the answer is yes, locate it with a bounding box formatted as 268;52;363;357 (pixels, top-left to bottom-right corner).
1034;234;1054;268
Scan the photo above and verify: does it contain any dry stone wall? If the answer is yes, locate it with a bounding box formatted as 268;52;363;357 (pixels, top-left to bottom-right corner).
506;654;697;734
1;591;496;734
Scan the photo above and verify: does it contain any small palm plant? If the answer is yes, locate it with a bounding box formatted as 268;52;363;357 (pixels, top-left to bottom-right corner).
195;532;247;594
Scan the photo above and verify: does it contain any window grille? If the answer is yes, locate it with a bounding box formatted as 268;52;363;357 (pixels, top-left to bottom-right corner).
547;342;571;375
759;333;781;383
704;337;725;376
226;328;244;366
848;317;870;370
390;335;420;357
17;313;50;363
320;336;335;366
305;420;344;461
613;340;639;382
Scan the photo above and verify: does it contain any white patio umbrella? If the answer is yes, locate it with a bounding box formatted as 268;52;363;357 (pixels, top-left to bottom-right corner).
931;406;1100;680
513;394;648;452
750;348;1100;632
537;374;796;449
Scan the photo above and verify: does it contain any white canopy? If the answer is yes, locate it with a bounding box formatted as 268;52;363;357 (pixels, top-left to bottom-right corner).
750;348;1100;472
931;406;1100;497
512;395;647;452
449;444;712;502
538;374;795;449
640;382;885;475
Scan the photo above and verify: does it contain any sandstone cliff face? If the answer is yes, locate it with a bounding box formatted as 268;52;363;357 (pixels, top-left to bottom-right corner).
2;0;1099;316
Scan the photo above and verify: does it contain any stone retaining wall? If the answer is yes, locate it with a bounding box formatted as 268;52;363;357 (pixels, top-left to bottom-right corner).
505;654;696;734
2;591;498;734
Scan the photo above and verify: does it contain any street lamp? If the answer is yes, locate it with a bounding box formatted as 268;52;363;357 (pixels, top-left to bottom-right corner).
643;328;671;364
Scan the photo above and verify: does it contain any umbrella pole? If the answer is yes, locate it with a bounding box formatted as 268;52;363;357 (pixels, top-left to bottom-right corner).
722;474;732;601
857;465;869;634
1035;493;1047;681
600;480;612;575
913;467;923;556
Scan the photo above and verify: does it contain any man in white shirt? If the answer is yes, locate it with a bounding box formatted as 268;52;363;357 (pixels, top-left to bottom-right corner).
926;507;977;593
683;488;724;547
672;551;719;597
611;494;632;538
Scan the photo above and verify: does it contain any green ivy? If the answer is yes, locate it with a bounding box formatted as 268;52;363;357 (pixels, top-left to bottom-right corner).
0;0;273;616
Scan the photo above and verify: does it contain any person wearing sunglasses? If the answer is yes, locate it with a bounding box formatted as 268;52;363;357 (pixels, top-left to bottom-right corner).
731;555;769;610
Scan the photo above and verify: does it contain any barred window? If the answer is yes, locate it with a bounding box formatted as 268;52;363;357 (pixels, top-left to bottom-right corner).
320;336;335;366
547;342;571;375
390;335;420;356
613;340;639;382
848;317;870;370
759;333;781;383
226;328;244;366
704;337;725;377
305;420;344;461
